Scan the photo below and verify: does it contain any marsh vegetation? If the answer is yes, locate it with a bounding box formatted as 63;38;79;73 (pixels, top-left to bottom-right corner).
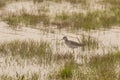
0;0;120;80
0;40;120;80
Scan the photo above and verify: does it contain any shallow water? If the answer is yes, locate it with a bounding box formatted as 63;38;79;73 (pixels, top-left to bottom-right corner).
0;1;120;79
0;21;120;55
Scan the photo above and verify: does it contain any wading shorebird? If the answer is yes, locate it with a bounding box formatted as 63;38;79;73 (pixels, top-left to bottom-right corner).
62;36;85;50
62;36;85;61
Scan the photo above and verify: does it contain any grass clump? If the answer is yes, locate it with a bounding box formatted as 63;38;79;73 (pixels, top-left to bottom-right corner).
81;34;99;51
99;11;118;28
16;73;39;80
53;12;100;30
59;52;120;80
65;0;87;4
53;53;74;62
55;12;70;21
49;61;78;80
48;51;120;80
60;65;72;79
33;0;87;4
71;12;101;30
0;73;39;80
0;75;14;80
53;10;119;30
101;0;120;7
89;52;120;68
88;52;120;80
0;0;6;8
33;0;62;3
52;12;70;28
3;13;50;29
110;8;120;24
0;40;52;63
100;0;120;21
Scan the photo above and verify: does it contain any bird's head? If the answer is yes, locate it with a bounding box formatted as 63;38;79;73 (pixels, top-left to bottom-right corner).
62;36;68;41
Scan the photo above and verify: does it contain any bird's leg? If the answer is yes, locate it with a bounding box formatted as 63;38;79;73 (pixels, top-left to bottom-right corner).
72;49;74;53
73;49;77;61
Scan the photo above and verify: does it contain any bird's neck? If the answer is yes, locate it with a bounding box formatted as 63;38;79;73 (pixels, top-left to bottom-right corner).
65;39;68;42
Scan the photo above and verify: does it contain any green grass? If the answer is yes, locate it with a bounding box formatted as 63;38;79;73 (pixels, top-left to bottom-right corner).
87;52;120;80
0;73;39;80
3;13;50;29
0;40;76;80
65;0;87;4
49;51;120;80
55;12;70;21
49;61;78;80
33;0;59;3
81;34;99;51
2;0;120;30
0;40;120;80
2;0;120;31
101;0;120;7
53;53;74;62
0;40;52;63
0;40;76;64
60;65;72;79
110;8;120;24
33;0;87;4
53;10;119;30
102;0;120;28
52;12;70;29
89;52;120;67
0;1;6;8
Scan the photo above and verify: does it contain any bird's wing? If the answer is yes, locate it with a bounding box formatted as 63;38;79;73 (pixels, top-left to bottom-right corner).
69;40;84;46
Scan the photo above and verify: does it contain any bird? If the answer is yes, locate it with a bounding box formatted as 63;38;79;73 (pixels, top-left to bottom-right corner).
62;36;85;49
